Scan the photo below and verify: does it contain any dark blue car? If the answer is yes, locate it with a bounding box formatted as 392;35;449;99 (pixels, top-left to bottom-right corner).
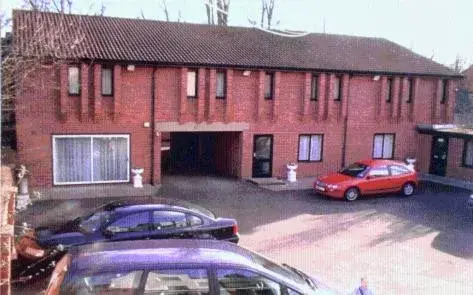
45;239;336;295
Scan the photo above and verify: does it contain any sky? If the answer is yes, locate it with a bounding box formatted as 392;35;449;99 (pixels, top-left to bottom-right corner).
1;0;472;69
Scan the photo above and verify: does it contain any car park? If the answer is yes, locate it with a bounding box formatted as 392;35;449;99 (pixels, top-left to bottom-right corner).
314;159;418;201
13;199;239;282
44;239;336;295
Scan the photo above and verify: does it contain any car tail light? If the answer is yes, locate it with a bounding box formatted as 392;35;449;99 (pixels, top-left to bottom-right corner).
232;223;238;235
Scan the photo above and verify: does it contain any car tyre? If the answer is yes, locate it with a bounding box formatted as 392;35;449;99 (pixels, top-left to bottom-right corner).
401;182;416;197
344;187;360;202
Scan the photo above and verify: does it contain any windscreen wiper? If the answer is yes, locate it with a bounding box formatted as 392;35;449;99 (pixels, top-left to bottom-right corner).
282;263;317;289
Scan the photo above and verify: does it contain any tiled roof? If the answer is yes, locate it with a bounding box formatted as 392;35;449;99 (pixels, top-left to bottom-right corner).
13;9;460;77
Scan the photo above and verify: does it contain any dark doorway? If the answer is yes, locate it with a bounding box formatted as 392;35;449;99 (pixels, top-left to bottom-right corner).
168;133;216;173
252;135;273;178
429;136;449;176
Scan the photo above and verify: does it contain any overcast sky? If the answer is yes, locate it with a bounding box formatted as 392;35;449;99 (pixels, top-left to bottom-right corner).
2;0;472;69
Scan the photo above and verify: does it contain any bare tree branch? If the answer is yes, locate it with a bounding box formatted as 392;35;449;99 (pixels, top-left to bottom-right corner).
160;0;170;21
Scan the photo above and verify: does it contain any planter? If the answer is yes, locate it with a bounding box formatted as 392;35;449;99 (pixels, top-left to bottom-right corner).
406;158;417;171
131;168;144;188
286;164;298;183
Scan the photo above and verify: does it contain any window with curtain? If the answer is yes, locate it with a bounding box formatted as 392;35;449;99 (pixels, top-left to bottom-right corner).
53;135;129;185
406;78;413;103
441;80;448;104
102;67;113;96
187;70;197;98
216;71;226;98
386;78;393;102
68;66;80;95
310;75;318;100
265;72;273;99
333;76;341;100
298;134;323;162
463;139;473;168
372;133;395;159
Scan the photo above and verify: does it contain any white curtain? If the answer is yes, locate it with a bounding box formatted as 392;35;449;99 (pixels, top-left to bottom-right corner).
216;72;225;97
383;134;394;158
102;68;113;95
93;137;128;181
187;71;196;97
265;73;272;98
333;77;340;100
373;135;383;158
298;136;309;161
54;138;91;183
68;66;80;94
309;135;322;161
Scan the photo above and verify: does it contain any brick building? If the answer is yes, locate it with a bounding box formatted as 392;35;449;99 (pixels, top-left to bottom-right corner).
13;10;467;188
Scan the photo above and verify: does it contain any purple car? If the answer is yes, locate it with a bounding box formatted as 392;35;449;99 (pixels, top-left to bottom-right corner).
45;239;336;295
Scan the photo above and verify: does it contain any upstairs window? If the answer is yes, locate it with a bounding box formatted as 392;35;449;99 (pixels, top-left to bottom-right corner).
310;75;318;100
265;72;274;100
216;71;226;99
386;78;393;102
187;69;197;98
68;65;80;95
440;80;448;104
406;78;413;103
333;75;342;101
373;133;395;159
101;66;113;96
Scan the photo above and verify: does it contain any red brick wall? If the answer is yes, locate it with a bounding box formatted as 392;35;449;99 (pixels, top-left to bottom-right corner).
16;62;460;186
447;138;473;181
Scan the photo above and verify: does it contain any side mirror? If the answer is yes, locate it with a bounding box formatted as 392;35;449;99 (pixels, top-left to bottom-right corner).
103;227;115;237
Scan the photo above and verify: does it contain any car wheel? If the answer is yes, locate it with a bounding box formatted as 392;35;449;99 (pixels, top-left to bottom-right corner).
401;182;415;197
344;187;360;202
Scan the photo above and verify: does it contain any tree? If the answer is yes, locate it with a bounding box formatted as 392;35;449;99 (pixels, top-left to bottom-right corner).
260;0;275;29
449;54;466;73
204;0;230;25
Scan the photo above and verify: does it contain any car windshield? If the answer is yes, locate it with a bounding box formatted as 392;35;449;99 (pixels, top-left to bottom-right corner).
79;211;111;233
339;163;369;177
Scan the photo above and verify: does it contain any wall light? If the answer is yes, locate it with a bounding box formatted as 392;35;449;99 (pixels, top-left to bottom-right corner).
243;70;251;76
373;75;380;81
127;64;135;71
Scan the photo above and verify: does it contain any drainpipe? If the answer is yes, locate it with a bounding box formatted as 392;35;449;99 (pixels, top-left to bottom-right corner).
151;67;157;185
340;75;351;168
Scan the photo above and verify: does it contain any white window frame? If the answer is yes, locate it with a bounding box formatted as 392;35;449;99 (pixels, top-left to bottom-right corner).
372;133;395;159
298;134;323;162
52;134;130;185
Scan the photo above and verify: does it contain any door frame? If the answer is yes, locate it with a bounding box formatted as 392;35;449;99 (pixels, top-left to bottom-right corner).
429;135;449;176
252;134;273;178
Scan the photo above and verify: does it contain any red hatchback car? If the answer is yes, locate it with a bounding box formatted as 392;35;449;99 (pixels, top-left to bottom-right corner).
314;159;418;201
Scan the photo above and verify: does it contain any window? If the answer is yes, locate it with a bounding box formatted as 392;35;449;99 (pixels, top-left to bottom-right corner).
217;269;282;295
68;65;80;95
145;269;209;295
102;66;113;96
106;212;150;233
187;69;197;98
333;75;342;101
61;270;143;294
152;211;188;230
188;215;203;226
406;78;413;103
389;165;410;176
53;135;130;185
386;78;393;102
310;75;318;100
441;80;448;104
372;134;395;159
265;72;274;99
463;139;473;168
368;166;389;177
216;71;226;99
298;134;323;162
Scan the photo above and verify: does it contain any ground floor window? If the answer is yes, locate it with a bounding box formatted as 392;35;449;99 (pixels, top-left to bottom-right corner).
298;134;323;162
463;139;473;168
372;133;395;159
53;135;129;185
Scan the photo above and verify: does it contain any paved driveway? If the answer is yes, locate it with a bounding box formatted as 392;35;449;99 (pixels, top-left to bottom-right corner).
15;175;473;294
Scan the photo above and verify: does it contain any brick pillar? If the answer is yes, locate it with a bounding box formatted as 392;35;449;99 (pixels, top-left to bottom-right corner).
326;74;335;121
240;131;252;178
379;76;387;121
399;77;409;121
446;80;455;123
197;68;206;123
208;69;216;122
225;69;234;123
153;132;162;185
272;71;281;122
411;77;420;122
256;71;265;121
317;73;327;120
59;63;68;120
80;63;89;121
93;64;103;121
341;74;349;120
391;77;401;120
301;72;311;122
179;67;188;124
113;64;122;121
433;79;442;123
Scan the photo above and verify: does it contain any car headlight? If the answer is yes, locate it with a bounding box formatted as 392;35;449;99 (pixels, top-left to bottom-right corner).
326;184;340;191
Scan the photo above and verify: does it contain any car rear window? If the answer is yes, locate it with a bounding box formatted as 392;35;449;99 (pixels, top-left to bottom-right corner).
61;270;143;294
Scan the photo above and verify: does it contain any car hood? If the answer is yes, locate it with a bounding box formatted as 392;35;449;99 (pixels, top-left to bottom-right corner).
318;173;353;184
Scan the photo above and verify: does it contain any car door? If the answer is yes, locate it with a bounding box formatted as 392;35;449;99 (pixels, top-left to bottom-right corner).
142;268;210;295
359;165;392;195
388;165;412;191
216;268;286;295
149;210;190;239
104;211;152;242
